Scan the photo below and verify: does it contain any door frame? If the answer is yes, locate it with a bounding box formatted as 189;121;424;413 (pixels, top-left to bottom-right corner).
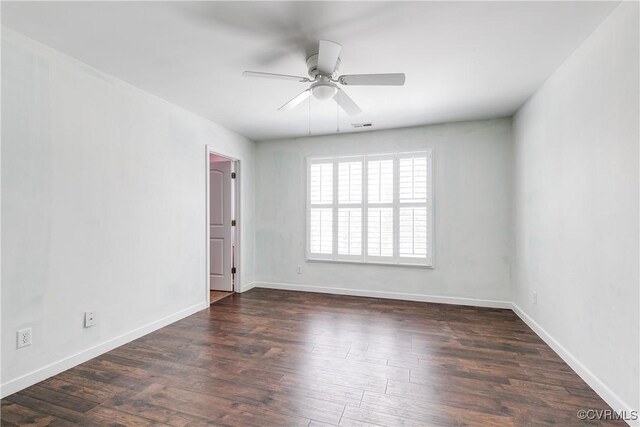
205;146;241;305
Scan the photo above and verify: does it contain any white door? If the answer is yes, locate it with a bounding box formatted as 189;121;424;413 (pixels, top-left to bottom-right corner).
210;161;233;291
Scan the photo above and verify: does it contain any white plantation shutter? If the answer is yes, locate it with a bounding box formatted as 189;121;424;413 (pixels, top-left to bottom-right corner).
338;208;362;255
399;207;427;258
367;159;393;203
337;159;363;257
367;208;394;257
366;155;394;259
310;163;333;204
338;161;362;204
399;157;428;203
308;161;334;258
307;151;432;266
309;208;333;254
398;155;430;264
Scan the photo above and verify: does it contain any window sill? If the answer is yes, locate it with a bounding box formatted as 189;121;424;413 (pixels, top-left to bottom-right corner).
306;258;434;269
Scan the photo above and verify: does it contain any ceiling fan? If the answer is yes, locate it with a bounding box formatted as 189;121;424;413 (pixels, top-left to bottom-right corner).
243;40;405;115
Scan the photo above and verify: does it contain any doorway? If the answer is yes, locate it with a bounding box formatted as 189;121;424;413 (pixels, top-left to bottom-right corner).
207;149;239;305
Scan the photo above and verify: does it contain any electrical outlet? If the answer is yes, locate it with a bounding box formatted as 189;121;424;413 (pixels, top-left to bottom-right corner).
17;328;32;349
297;265;302;274
532;291;538;305
84;310;98;328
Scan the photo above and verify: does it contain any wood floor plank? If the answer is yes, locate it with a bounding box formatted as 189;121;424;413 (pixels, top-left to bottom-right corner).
101;395;215;427
339;417;386;427
17;385;99;414
83;405;173;426
3;394;87;424
1;288;624;426
0;400;57;427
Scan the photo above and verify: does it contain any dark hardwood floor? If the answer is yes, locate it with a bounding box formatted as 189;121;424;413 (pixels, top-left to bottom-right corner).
1;289;622;426
210;290;234;304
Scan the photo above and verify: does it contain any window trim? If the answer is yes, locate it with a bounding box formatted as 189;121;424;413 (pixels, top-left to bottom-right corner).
306;150;434;268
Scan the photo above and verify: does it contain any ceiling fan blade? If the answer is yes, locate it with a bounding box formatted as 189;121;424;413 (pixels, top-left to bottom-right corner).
333;89;362;115
278;89;311;111
338;73;406;86
317;40;342;75
243;71;310;82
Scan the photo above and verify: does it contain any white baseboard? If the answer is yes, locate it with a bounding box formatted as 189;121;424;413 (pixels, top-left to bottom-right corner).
237;281;257;293
511;303;638;427
0;301;207;399
253;281;511;309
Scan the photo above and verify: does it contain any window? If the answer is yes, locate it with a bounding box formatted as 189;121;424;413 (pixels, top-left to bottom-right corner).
307;151;433;266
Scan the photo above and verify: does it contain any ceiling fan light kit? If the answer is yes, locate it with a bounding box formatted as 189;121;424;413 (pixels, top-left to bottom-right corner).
310;80;337;100
243;39;405;116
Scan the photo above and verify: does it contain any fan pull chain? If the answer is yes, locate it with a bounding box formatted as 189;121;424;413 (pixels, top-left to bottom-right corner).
308;95;311;137
336;91;340;133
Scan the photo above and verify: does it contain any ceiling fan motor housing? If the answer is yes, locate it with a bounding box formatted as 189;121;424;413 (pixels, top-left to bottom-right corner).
306;53;341;80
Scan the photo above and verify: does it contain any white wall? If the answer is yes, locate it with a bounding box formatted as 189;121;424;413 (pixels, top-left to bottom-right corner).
512;2;639;416
0;29;256;396
255;119;512;305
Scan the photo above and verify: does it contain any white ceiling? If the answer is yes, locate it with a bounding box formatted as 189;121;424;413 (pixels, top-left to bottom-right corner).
2;1;618;141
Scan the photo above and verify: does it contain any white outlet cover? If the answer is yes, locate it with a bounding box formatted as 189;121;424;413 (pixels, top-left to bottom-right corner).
84;311;98;327
17;327;32;348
